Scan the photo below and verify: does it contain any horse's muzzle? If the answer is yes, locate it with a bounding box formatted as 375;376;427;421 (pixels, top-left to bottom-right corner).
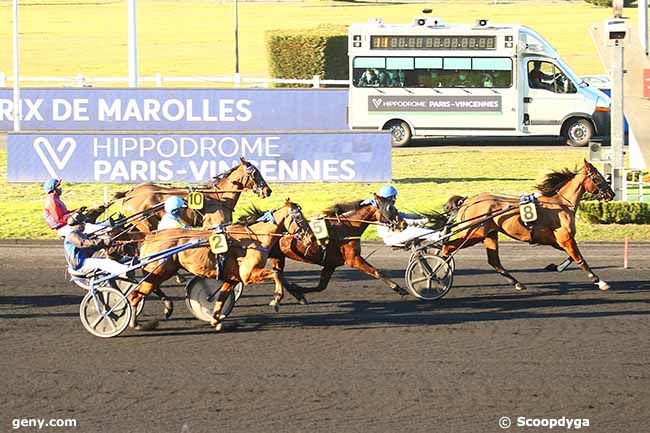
258;186;272;199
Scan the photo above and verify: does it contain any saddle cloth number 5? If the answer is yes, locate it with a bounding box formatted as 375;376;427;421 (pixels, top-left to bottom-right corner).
209;233;228;254
187;192;204;210
519;203;538;223
309;219;329;240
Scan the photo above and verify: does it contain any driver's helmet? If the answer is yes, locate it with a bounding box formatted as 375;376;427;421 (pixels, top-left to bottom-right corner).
164;196;187;215
43;178;62;194
377;185;398;200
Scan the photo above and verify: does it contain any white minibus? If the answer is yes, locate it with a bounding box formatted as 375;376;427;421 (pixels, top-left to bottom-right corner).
348;14;611;147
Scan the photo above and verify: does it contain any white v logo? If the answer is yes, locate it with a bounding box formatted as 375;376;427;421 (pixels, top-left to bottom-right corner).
33;137;77;178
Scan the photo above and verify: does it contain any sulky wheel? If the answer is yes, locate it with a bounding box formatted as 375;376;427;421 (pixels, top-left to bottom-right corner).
79;286;132;338
405;254;453;301
111;278;145;317
185;277;238;322
408;248;455;274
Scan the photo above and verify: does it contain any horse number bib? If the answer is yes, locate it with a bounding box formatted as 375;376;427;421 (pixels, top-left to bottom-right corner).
519;202;538;224
209;233;228;254
187;192;204;210
309;219;329;240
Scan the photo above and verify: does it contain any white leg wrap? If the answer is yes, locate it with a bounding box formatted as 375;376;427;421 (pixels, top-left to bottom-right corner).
597;280;609;290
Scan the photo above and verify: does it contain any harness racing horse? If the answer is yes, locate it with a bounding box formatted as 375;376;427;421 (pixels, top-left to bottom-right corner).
442;160;615;291
268;194;409;303
112;157;272;232
128;199;315;332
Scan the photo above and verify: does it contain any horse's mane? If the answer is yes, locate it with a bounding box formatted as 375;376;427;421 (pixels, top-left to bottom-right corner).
235;205;266;225
202;164;241;188
536;168;578;196
405;209;449;231
321;199;367;217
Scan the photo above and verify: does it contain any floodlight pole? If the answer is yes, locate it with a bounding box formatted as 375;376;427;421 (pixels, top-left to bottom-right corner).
234;0;240;86
12;0;21;131
128;0;138;87
610;1;625;200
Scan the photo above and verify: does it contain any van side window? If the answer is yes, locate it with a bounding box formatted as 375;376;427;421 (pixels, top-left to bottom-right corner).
528;60;577;94
353;56;513;89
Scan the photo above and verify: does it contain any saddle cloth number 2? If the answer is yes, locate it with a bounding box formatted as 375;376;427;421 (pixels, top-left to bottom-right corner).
519;203;538;223
209;233;228;254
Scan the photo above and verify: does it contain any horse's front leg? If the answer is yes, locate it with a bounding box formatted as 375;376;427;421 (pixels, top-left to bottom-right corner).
251;267;286;311
557;235;609;290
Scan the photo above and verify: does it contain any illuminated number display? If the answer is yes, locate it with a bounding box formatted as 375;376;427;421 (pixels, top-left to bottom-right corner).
370;35;497;50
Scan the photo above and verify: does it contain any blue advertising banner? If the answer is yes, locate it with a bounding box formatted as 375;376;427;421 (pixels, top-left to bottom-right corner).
0;88;349;131
7;132;391;183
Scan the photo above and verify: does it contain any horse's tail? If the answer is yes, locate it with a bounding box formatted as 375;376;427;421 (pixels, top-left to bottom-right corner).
444;195;467;213
112;190;127;200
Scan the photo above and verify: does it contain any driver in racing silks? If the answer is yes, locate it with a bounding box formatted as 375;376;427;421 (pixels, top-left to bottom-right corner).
157;196;190;230
43;178;107;237
374;185;442;246
63;213;130;277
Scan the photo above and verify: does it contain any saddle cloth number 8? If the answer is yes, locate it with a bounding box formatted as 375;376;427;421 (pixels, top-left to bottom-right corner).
519;203;538;223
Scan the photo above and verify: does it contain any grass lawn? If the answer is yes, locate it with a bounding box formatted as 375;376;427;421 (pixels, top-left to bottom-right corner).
0;1;637;80
3;145;650;240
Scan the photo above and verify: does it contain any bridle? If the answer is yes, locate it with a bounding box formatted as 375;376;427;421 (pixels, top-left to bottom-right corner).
586;169;613;200
259;204;314;248
377;198;403;230
240;164;269;197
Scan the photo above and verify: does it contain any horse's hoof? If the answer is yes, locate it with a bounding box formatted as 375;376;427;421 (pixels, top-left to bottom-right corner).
597;280;610;291
514;283;527;291
175;275;186;284
214;322;224;332
394;286;408;296
163;300;174;320
131;320;159;331
298;296;309;305
544;263;558;271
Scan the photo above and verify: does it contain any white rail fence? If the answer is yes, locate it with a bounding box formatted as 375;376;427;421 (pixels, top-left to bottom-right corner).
0;72;350;88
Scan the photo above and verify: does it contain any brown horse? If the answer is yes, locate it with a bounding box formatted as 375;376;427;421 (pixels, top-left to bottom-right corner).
442;160;615;291
112;157;272;232
128;199;315;331
268;194;408;303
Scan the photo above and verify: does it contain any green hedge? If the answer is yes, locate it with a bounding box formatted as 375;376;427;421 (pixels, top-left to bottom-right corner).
265;25;348;87
583;0;638;6
579;200;650;224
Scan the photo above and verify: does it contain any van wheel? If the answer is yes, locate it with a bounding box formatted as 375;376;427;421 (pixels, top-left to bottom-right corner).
386;121;411;147
564;118;593;147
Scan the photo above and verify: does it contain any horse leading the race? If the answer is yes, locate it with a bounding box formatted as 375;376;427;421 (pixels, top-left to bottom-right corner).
112;157;272;232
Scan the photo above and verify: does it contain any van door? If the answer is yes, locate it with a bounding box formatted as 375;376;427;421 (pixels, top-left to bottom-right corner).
522;59;582;135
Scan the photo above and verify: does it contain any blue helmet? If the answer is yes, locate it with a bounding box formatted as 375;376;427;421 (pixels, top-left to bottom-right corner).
377;185;398;199
164;196;187;214
43;178;61;194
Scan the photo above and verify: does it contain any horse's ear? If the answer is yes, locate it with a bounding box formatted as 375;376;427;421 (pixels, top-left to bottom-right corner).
373;193;380;201
240;156;250;165
285;197;291;204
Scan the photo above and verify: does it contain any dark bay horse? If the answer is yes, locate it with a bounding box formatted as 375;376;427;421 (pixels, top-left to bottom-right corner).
129;199;315;332
442;160;615;291
268;194;408;303
112;157;272;232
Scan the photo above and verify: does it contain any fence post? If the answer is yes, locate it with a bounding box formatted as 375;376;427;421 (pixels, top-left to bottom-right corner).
76;72;85;87
312;75;321;88
155;72;163;87
0;72;5;87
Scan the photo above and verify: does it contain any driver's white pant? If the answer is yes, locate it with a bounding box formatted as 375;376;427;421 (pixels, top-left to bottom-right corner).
57;222;107;238
377;225;441;247
78;258;130;277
